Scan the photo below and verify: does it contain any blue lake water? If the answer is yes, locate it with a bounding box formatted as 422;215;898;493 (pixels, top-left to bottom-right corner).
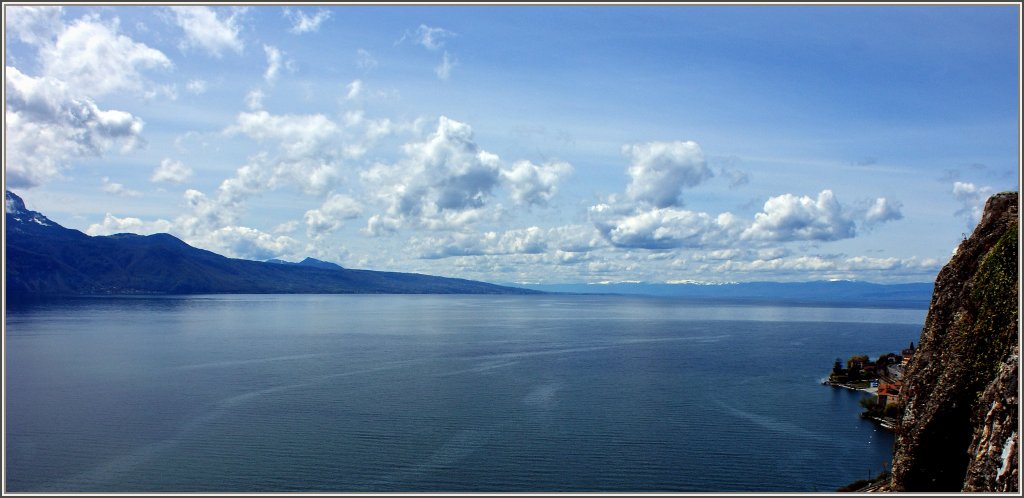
4;294;926;492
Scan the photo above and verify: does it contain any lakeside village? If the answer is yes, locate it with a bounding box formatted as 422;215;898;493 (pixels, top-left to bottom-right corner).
823;342;917;431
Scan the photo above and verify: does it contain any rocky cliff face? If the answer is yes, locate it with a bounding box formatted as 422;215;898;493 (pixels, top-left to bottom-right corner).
889;192;1018;492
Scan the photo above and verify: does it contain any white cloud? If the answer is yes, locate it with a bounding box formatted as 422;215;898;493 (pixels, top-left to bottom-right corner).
592;206;743;250
218;110;346;211
204;225;301;261
501;160;573;206
554;249;593;265
264;45;283;83
284;7;330;34
86;213;174;236
345;79;362;100
742;190;856;242
304;193;363;238
548;224;605;253
591;183;895;251
215;159;275;207
5;5;64;46
623;141;712;207
342;115;398;159
361;116;503;233
5;66;146;188
177;188;237;236
38;15;172;97
952;181;993;226
168;6;244;58
415;227;548;259
365;117;394;140
227;110;340;164
151;158;193;184
864;197;903;225
185;79;207;94
435;51;457;80
245;88;265;110
101;177;142;198
274;220;299;234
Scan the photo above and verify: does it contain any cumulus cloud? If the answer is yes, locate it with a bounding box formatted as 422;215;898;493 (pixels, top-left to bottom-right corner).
151;158;193;184
864;197;903;225
501;160;573;206
623;141;712;207
101;177;142;198
548;224;605;253
304;193;362;238
435;51;457;80
5;5;64;46
415;227;548;259
204;226;302;261
952;181;993;226
27;14;172;97
177;188;238;236
5;66;146;188
87;213;174;236
591;181;898;251
362;116;503;233
283;7;330;34
344;117;397;158
211;110;354;226
227;110;340;161
398;223;603;263
244;88;264;110
742;190;856;242
361;117;574;234
4;9;174;188
592;205;743;250
179;189;302;260
168;6;244;57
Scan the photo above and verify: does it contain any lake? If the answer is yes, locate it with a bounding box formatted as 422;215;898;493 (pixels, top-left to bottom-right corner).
4;294;926;492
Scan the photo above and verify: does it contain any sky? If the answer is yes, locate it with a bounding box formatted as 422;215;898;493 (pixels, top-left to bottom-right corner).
3;3;1020;285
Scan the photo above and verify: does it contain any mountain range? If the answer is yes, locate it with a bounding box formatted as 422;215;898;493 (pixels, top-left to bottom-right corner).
4;190;537;296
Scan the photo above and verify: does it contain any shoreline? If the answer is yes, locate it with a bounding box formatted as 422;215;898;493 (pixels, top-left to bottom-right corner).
862;414;898;431
822;380;897;433
822;379;877;395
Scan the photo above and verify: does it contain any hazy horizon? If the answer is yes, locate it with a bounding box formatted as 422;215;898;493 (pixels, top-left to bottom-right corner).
4;4;1019;285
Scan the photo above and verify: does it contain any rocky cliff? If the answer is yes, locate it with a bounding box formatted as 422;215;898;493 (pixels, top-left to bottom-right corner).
888;191;1019;492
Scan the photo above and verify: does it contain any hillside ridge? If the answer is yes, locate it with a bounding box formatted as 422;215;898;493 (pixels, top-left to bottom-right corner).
4;190;536;296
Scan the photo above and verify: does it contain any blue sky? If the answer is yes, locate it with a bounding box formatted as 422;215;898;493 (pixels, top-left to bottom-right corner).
4;4;1019;284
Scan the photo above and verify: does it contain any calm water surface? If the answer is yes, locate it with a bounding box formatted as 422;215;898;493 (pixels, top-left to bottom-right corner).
5;294;926;492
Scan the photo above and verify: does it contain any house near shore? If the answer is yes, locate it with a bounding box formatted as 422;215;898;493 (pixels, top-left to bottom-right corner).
877;382;902;407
